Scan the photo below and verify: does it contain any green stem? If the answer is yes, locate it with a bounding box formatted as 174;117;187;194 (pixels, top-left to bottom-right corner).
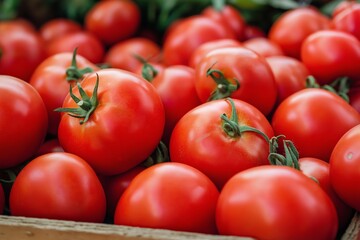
142;141;170;167
212;0;225;11
133;54;158;82
66;48;94;82
268;135;300;170
207;65;240;101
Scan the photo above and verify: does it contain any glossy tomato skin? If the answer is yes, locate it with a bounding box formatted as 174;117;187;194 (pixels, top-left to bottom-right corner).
30;52;99;136
0;76;48;169
39;18;83;44
162;15;236;66
271;88;360;161
268;7;330;59
114;162;219;234
301;30;360;85
9;152;106;222
331;5;360;41
330;124;360;212
85;0;141;45
195;46;277;116
58;69;165;176
299;157;354;235
151;65;202;144
242;37;284;58
170;98;274;189
216;166;338;240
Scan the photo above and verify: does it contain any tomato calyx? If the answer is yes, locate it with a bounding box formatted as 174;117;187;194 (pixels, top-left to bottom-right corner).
134;54;158;82
142;141;169;167
66;48;94;82
207;65;240;101
268;135;300;170
55;73;99;124
212;0;226;11
0;169;17;184
222;98;270;142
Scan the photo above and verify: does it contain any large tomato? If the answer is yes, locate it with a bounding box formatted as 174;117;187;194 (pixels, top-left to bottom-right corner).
114;162;219;234
9;152;106;223
216;165;338;239
170;98;274;189
331;4;360;41
30;51;99;136
0;75;48;169
330;124;360;212
271;88;360;161
39;18;82;44
194;46;277;116
57;68;165;176
242;37;284;58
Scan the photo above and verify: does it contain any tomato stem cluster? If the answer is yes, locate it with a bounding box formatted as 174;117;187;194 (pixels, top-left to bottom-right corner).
66;48;94;81
207;66;239;101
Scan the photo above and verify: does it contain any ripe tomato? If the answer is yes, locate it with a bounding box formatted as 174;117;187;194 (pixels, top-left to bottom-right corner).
170;98;274;189
45;31;105;64
242;24;266;40
162;15;236;66
243;37;284;58
9;152;106;222
271;88;360;161
34;138;64;157
268;7;330;59
331;4;360;41
216;165;338;239
57;69;165;176
332;1;359;17
85;0;141;45
104;37;161;73
114;162;219;234
265;55;308;106
0;75;48;169
194;46;277;116
39;18;82;44
151;65;202;144
299;157;354;235
301;30;360;85
330;124;360;212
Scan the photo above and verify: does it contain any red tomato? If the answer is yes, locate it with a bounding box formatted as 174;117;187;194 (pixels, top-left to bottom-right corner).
46;31;105;64
9;152;106;222
301;30;360;85
268;7;330;59
57;69;165;176
39;18;82;44
330;124;360;212
85;0;141;45
299;157;354;235
188;39;242;69
114;162;219;234
170;98;274;189
194;46;277;116
201;4;246;41
332;1;359;17
0;76;48;169
151;65;202;144
331;4;360;41
104;37;161;72
242;24;266;40
243;37;284;57
0;22;46;81
34;138;64;157
216;165;338;239
30;52;99;136
265;55;308;105
0;18;36;33
162;15;236;66
271;88;360;161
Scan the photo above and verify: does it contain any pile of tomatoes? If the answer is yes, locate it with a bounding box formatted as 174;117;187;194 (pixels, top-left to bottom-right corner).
1;0;360;239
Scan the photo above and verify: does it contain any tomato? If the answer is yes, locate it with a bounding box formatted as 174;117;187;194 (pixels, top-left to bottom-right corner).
162;15;236;66
268;7;330;59
0;75;48;169
39;18;83;44
104;37;161;73
57;68;165;176
194;46;277;116
271;88;360;161
201;4;246;41
9;152;106;222
332;1;359;17
0;22;46;81
331;4;360;41
34;138;64;157
151;65;202;144
0;18;36;33
114;162;219;234
216;165;338;239
188;39;242;69
243;37;284;58
170;98;274;189
30;52;99;136
46;31;105;64
299;157;354;235
301;30;360;85
330;124;360;212
85;0;141;46
265;55;308;106
242;24;266;41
